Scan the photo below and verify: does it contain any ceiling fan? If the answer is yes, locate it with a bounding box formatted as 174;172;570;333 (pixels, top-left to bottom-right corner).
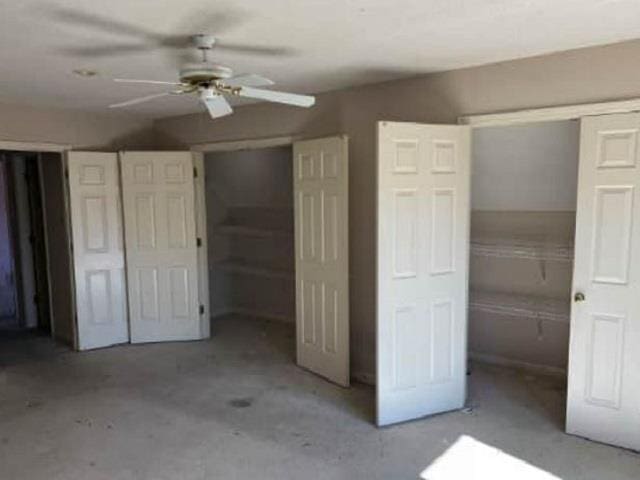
109;34;315;119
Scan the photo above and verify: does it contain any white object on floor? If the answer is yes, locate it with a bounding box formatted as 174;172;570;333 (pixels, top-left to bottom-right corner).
376;122;470;426
293;135;350;387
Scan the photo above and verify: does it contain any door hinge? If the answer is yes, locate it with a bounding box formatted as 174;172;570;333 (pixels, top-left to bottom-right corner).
193;166;198;178
64;168;69;179
196;237;202;247
199;304;205;315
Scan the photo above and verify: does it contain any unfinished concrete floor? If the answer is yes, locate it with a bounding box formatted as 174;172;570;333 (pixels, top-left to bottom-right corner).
1;315;639;480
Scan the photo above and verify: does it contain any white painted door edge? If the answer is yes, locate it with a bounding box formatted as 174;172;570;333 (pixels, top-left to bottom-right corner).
0;140;71;152
191;136;294;152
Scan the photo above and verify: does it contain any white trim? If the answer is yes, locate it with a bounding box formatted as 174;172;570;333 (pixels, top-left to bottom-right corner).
191;135;294;152
0;140;71;152
459;98;640;128
192;151;210;339
469;351;566;377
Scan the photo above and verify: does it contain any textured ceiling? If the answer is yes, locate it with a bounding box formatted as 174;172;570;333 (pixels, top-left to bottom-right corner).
2;0;640;118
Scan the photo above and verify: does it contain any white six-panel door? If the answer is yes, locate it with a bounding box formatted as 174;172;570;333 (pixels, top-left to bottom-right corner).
67;152;129;350
294;136;350;387
377;122;470;426
120;152;203;343
566;113;640;450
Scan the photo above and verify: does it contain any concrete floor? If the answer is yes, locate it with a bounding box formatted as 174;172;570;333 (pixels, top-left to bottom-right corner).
1;315;639;480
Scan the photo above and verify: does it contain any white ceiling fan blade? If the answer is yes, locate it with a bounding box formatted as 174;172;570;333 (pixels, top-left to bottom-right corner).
114;78;183;86
237;87;315;107
109;92;171;108
201;93;233;119
224;74;274;88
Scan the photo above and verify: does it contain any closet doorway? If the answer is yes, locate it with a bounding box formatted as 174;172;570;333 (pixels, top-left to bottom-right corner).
376;110;640;452
0;150;67;341
201;135;350;387
206;145;296;322
469;120;579;375
470;114;640;451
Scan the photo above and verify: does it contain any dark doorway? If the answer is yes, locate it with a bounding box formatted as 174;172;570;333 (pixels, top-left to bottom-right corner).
0;152;51;333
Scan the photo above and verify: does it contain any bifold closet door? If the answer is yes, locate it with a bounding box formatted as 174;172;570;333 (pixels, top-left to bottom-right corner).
294;136;350;387
376;122;470;426
566;113;640;450
120;151;202;343
67;152;128;350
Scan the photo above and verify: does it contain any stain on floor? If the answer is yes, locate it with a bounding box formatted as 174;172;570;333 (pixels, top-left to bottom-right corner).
228;397;253;408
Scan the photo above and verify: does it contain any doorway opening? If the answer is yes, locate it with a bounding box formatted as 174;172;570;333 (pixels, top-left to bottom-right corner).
201;135;350;387
204;145;296;357
469;119;579;382
0;151;53;334
0;150;74;350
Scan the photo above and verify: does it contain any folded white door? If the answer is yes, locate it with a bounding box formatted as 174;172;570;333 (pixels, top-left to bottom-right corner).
294;136;350;387
566;113;640;450
67;152;128;350
377;122;470;426
121;151;202;343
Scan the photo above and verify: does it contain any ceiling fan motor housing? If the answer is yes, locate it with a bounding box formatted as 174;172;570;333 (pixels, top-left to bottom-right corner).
179;63;233;84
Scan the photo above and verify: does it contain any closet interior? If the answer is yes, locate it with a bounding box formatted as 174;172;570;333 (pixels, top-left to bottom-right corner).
205;145;295;326
469;120;579;373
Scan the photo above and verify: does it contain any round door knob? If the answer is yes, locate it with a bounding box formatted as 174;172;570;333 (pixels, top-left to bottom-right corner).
574;292;586;302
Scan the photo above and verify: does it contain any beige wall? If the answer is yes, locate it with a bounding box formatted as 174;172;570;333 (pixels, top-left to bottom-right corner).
154;39;640;379
0;102;155;149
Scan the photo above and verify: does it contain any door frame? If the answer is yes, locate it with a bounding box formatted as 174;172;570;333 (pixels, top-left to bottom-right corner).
190;133;347;362
0;141;72;341
458;99;640;437
459;97;640;128
0;141;70;153
191;136;295;153
190;135;297;326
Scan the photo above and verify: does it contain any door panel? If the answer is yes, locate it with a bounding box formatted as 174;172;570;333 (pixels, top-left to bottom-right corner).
67;152;128;350
566;113;640;450
294;136;349;386
377;122;470;426
121;152;203;343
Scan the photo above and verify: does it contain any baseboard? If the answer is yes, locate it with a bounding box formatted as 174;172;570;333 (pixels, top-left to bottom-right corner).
351;370;375;386
469;351;566;377
210;307;234;318
211;307;293;324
